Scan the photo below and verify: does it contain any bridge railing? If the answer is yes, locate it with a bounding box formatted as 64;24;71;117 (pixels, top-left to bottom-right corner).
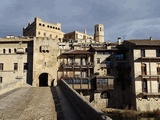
59;79;112;120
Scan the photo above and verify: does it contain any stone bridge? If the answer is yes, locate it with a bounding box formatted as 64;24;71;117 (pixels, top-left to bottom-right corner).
0;80;111;120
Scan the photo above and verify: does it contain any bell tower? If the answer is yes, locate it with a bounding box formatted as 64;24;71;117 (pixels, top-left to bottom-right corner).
94;24;104;43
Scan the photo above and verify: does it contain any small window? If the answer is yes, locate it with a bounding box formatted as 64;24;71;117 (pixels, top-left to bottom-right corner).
156;49;160;57
141;49;145;57
44;33;46;36
25;48;28;53
157;67;160;75
42;24;45;27
47;25;49;28
0;77;2;84
158;79;160;92
0;63;4;71
50;34;52;38
14;49;17;53
38;31;40;35
3;49;5;53
50;26;52;28
9;49;11;53
14;63;18;70
97;58;100;64
39;23;41;26
24;63;28;70
58;28;60;30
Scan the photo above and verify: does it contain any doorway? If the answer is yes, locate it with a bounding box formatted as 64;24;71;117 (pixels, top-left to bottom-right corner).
39;73;48;86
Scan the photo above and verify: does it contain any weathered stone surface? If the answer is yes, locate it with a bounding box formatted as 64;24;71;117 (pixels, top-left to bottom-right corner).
0;87;58;120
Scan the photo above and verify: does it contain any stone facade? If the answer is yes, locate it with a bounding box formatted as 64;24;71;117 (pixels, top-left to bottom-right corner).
32;37;60;86
124;40;160;111
23;17;64;41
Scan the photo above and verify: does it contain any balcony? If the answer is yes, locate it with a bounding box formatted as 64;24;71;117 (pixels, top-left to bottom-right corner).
96;84;114;91
63;77;91;90
61;62;94;68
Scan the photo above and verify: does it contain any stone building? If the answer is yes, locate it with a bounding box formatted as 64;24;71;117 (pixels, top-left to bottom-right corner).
0;36;60;94
0;36;33;94
64;30;93;40
123;39;160;111
23;17;64;41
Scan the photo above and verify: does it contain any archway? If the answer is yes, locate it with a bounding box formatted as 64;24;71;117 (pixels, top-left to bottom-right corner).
39;73;48;86
100;91;111;99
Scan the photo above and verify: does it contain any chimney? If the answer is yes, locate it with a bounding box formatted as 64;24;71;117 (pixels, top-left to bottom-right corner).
117;37;122;45
149;37;153;40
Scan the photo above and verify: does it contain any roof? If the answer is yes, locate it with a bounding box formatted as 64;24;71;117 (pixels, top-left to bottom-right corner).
124;39;160;46
62;50;93;55
0;36;33;43
89;44;128;51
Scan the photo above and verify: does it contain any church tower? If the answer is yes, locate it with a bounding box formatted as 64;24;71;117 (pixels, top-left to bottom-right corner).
94;24;104;43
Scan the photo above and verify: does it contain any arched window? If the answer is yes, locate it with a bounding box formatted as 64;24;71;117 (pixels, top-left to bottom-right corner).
9;49;11;53
3;49;5;53
14;48;17;53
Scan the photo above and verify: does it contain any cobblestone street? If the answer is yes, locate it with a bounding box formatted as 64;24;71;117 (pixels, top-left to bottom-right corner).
0;87;58;120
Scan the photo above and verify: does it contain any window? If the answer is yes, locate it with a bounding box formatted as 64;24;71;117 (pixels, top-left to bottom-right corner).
0;77;2;84
14;49;17;53
157;67;160;75
24;63;28;70
141;63;147;75
158;80;160;92
0;63;3;71
25;48;28;53
156;49;160;57
141;49;145;57
116;53;125;60
14;63;18;70
3;49;5;53
44;33;46;36
9;49;11;53
97;58;100;64
50;34;52;38
38;31;40;35
142;79;148;92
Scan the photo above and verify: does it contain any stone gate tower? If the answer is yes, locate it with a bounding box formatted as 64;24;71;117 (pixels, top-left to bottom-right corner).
94;24;104;43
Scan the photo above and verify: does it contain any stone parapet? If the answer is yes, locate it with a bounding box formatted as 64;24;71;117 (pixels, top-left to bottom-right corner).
59;79;112;120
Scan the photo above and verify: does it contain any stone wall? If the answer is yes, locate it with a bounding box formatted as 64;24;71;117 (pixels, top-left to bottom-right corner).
59;79;112;120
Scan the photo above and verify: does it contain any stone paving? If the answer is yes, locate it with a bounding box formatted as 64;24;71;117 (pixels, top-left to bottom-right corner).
0;87;58;120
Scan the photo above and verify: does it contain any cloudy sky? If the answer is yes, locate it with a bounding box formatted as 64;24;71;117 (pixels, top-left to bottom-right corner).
0;0;160;42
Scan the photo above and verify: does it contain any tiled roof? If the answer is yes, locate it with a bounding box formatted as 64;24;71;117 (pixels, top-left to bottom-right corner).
124;39;160;46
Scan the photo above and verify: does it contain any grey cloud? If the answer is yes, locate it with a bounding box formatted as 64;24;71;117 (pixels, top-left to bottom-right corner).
1;0;160;41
